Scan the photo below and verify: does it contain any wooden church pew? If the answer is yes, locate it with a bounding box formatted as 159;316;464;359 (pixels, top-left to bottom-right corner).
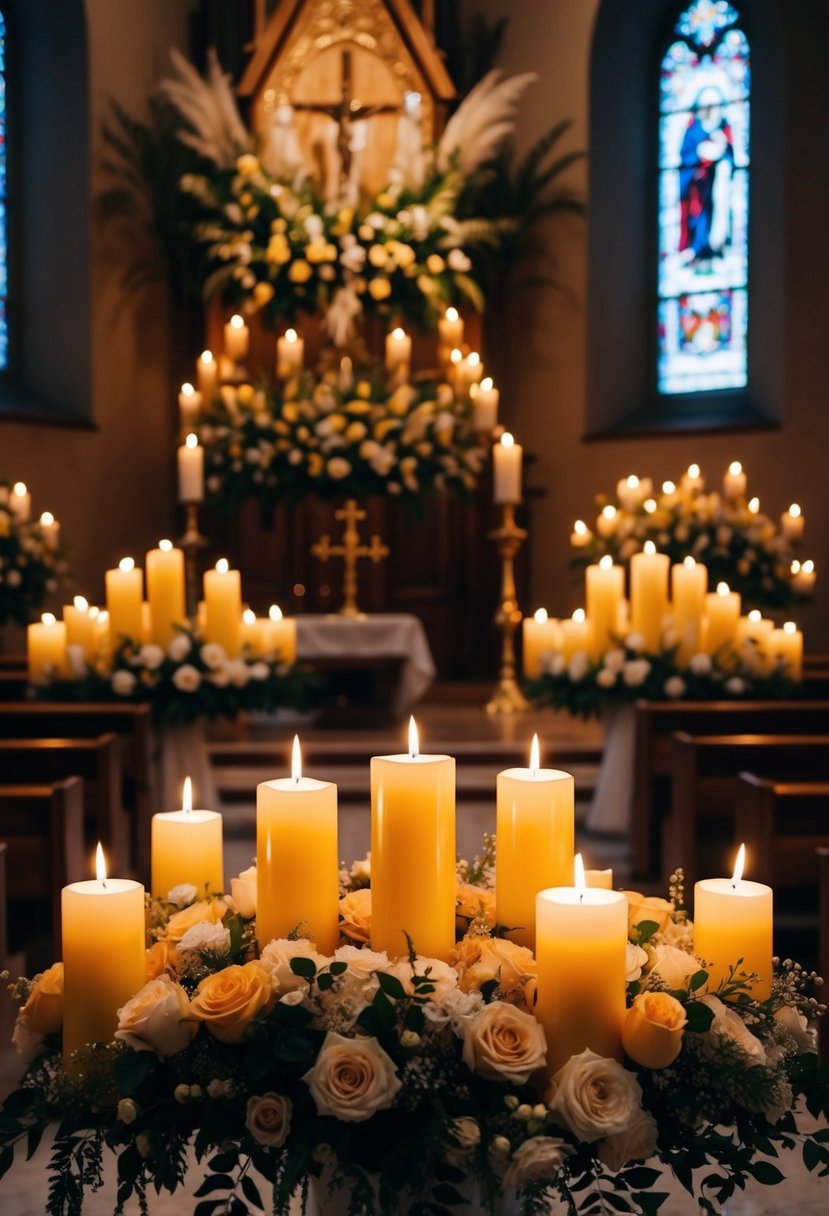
0;779;85;954
0;702;155;877
665;732;829;891
734;774;829;886
632;700;829;878
0;735;128;875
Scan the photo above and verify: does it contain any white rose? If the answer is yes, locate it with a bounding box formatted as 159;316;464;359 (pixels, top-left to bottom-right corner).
388;957;458;1001
462;1002;547;1085
423;985;484;1031
700;995;767;1065
645;943;701;991
249;661;270;681
167;634;192;663
115;976;196;1056
725;676;747;695
549;653;567;676
112;670;137;696
231;864;257;919
334;944;389;983
664;676;686;699
596;668;617;689
225;659;250;687
172;664;201;692
604;648;626;673
623;659;651;687
568;653;590;683
245;1092;292;1147
503;1136;573;1190
689;653;712;676
597;1107;659;1171
178;922;231;956
774;1004;817;1054
547;1049;642;1143
260;938;328;993
626;942;649;983
138;644;165;670
209;662;232;688
302;1031;402;1122
444;1116;481;1167
349;854;371;886
167;883;198;908
447;248;471;272
625;632;646;654
200;643;226;669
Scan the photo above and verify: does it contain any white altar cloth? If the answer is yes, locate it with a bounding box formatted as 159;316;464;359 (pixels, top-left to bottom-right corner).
296;612;436;717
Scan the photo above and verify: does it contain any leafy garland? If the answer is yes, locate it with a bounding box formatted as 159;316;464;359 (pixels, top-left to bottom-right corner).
2;863;827;1216
0;483;68;628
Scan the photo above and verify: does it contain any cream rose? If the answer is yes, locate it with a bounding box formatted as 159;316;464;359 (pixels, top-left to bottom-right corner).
444;1116;481;1167
461;1002;547;1084
245;1092;292;1147
387;956;458;1001
302;1031;402;1122
620;891;673;935
116;975;196;1056
339;888;372;944
190;962;272;1044
503;1136;573;1190
645;943;702;991
775;1004;817;1054
333;944;389;983
597;1107;659;1171
547;1049;643;1143
451;936;536;1002
699;995;767;1065
164;898;228;943
231;865;257;919
626;943;648;983
21;962;63;1035
622;992;687;1069
259;938;328;995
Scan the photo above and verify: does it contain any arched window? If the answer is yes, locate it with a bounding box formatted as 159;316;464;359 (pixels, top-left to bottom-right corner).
0;7;8;372
657;2;750;397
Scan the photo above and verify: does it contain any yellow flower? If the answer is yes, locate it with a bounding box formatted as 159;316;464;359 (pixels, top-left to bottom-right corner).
21;962;63;1035
236;384;256;408
253;282;274;308
190;962;273;1044
426;254;445;275
322;243;338;261
451;935;536;1003
339;888;371;943
239;191;253;208
345;421;367;443
308;452;324;477
368;277;392;301
281;402;299;424
358;224;375;241
236;154;260;178
146;940;179;981
326;413;346;433
327;457;352;480
374;418;399;441
289;260;313;284
377;192;394;209
271;217;287;234
266;235;291;265
165;898;228;943
368;244;388;268
417;274;437;295
392;243;416;270
622;992;687;1069
331;207;353;236
456;883;496;930
305;238;328;264
620;891;673;935
345;399;373;415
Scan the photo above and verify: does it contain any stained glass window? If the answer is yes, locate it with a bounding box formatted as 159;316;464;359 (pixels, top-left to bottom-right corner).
657;1;750;396
0;9;7;371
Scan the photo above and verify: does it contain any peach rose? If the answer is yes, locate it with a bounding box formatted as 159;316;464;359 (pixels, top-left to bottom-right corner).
456;883;496;930
451;936;536;1001
597;1107;659;1171
245;1092;292;1147
165;898;228;943
645;943;702;992
461;1002;547;1084
145;940;180;980
231;865;257;920
302;1031;401;1121
699;995;767;1066
116;975;196;1056
339;889;372;944
190;962;272;1043
620;891;673;935
622;992;687;1069
547;1049;642;1143
21;962;63;1035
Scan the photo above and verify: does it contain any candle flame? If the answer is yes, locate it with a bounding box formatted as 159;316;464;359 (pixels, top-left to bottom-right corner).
784;621;797;635
748;497;760;514
500;432;514;449
199;350;214;365
530;733;540;776
683;555;696;569
292;735;302;782
574;853;586;901
802;559;815;574
243;608;256;625
573;519;587;535
13;481;27;496
789;503;801;518
748;609;762;622
717;581;730;596
467;352;481;367
534;607;548;623
643;540;656;556
450;348;462;365
601;505;617;520
408;715;420;759
182;776;192;815
96;842;107;886
728;461;743;476
73;595;89;612
42;612;56;626
687;463;700;479
285;327;298;342
230;314;244;329
269;604;283;622
185;432;199;450
159;539;173;553
392;326;405;340
599;555;614;571
89;606;100;620
644;498;657;514
573;608;586;623
97;610;108;624
662;480;676;494
119;557;135;573
445;307;459;322
791;560;801;574
732;843;746;887
626;474;639;489
181;382;194;396
216;558;229;574
40;511;55;526
481;376;494;391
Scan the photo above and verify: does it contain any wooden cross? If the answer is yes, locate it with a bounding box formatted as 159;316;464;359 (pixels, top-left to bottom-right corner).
310;499;389;617
292;48;400;190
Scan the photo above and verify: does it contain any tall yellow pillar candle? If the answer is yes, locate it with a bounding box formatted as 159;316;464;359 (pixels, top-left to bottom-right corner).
106;557;143;649
257;737;339;954
63;596;96;664
671;556;708;664
224;313;249;363
630;541;669;652
267;604;297;664
196;350;218;400
535;855;628;1075
585;556;624;658
768;621;804;680
146;540;186;649
694;845;772;999
151;777;224;899
27;613;69;682
735;610;774;671
496;736;574;951
522;609;562;679
371;717;456;961
704;582;741;656
561;608;591;660
204;558;242;658
62;845;146;1066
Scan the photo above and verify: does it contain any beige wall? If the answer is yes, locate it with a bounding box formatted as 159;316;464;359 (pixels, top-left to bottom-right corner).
466;0;829;650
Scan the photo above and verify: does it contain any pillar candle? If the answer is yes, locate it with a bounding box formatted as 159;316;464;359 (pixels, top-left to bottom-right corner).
768;621;803;680
496;736;574;951
596;504;618;540
93;608;111;671
242;608;266;658
224;314;249;363
27;613;68;682
63;596;96;664
735;610;774;671
704;581;741;656
437;306;463;350
493;432;522;504
38;511;61;551
196;350;218;400
790;559;816;596
267;604;297;664
204;559;242;658
522;609;562;679
585;868;613;889
456;352;484;397
723;460;747;501
106;557;143;649
671;556;708;664
585;556;624;658
276;327;304;378
62;845;145;1067
535;856;628;1075
780;503;804;541
257;737;339;954
570;519;592;548
385;327;412;373
9;481;30;522
694;845;772;1000
151;777;223;899
146;540;186;649
631;541;670;652
561;608;591;660
681;463;704;496
616;475;652;512
471;377;499;432
371;718;456;961
178;433;204;503
178;383;202;433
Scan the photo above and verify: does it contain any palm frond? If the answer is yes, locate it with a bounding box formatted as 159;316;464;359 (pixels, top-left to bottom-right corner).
436;70;538;177
158;48;251;168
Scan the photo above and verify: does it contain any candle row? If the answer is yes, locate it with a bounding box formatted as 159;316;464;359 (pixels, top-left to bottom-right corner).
3;480;61;547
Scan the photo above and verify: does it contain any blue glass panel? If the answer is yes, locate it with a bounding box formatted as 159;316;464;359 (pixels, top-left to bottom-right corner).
659;289;747;393
677;1;739;49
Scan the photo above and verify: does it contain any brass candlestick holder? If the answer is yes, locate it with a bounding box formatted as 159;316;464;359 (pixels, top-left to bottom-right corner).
486;502;531;715
178;501;209;621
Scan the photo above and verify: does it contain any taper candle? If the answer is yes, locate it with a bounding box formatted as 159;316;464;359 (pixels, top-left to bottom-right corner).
178;433;204;503
493;432;522;504
196;350;218;400
224;314;249;363
27;613;69;682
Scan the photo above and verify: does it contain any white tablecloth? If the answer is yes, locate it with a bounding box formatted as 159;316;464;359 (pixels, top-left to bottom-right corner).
296;613;436;717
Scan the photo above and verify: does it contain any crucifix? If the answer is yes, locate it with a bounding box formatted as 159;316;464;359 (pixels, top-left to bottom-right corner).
292;47;400;194
310;499;390;617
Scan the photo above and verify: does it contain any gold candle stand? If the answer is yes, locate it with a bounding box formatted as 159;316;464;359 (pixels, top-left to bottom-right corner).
486;502;531;715
178;502;208;621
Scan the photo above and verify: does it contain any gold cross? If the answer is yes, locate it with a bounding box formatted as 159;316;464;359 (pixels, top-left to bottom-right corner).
310;499;389;617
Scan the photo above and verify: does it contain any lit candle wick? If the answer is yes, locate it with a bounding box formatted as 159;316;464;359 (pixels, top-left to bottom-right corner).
408;715;420;760
96;841;107;890
182;775;192;818
732;842;746;891
292;734;302;784
574;852;586;905
529;733;540;778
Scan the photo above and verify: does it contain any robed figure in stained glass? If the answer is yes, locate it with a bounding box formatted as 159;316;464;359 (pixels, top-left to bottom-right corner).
679;85;735;266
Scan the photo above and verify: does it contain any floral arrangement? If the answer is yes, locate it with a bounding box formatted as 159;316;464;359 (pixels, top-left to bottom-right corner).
0;483;67;628
2;853;827;1216
32;628;321;727
528;636;801;721
570;468;813;611
200;372;485;515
